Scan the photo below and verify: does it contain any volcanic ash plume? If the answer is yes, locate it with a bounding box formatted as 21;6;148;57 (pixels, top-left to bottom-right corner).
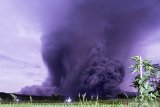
42;38;125;97
20;0;160;97
78;44;125;98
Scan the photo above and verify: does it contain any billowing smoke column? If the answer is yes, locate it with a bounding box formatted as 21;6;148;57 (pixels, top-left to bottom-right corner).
42;37;125;97
78;43;125;98
20;0;160;97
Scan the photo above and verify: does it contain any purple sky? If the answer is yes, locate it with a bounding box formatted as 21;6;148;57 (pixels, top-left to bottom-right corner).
0;0;160;93
0;0;47;93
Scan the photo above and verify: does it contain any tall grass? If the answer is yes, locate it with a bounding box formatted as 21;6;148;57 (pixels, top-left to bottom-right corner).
0;100;160;107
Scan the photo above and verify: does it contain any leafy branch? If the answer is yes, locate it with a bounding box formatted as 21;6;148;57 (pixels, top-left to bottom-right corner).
130;56;160;101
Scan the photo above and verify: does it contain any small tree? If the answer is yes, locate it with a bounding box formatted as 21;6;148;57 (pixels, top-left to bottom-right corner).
30;96;33;103
0;97;2;103
130;56;160;101
10;94;20;102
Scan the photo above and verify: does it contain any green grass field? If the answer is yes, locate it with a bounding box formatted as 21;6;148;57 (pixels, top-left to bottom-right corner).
0;100;160;107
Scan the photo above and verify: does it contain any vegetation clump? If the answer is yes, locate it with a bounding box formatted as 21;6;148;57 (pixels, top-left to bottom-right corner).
130;56;160;101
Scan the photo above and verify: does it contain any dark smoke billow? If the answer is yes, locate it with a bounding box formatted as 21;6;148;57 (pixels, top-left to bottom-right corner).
78;44;125;98
19;0;160;97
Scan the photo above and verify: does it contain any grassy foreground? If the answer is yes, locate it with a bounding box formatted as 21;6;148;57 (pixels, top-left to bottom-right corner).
0;101;160;107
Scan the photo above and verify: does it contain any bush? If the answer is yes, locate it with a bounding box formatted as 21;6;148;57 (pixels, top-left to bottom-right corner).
130;56;160;101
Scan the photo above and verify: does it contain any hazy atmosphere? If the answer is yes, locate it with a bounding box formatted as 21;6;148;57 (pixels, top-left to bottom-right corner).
0;0;160;97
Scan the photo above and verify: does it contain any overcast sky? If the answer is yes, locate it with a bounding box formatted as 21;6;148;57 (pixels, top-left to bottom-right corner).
0;0;160;93
0;0;47;93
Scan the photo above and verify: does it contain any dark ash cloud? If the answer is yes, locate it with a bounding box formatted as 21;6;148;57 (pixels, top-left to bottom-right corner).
19;0;160;97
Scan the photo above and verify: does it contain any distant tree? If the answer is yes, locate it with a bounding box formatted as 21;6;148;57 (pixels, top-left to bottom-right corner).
0;97;2;103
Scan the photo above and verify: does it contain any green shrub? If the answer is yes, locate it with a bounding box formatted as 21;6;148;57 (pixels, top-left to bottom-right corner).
130;56;160;101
